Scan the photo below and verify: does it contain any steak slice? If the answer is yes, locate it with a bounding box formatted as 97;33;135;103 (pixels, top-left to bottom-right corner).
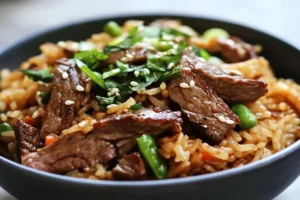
168;69;239;144
217;36;257;63
22;109;182;174
14;119;44;157
92;108;182;138
40;60;91;138
106;48;148;65
112;152;147;180
182;51;268;103
22;132;116;174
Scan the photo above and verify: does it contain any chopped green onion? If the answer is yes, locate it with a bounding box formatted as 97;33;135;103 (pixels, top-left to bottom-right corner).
103;68;121;79
108;37;124;46
231;104;257;130
39;91;51;104
130;103;142;111
159;65;182;82
96;96;115;106
20;67;53;83
199;49;211;60
137;134;167;179
75;59;106;90
74;49;107;70
104;21;121;37
202;28;229;40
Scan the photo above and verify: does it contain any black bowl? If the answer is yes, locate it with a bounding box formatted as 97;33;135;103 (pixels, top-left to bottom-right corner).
1;14;300;200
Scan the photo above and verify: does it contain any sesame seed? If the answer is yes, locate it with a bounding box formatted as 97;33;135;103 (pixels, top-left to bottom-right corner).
107;104;118;109
130;81;139;87
173;44;179;49
144;68;150;75
183;67;191;71
160;82;167;90
179;83;190;88
187;46;193;51
189;80;195;88
62;72;68;79
116;92;120;96
134;70;140;77
225;119;235;125
126;53;134;59
148;46;155;51
167;62;175;69
218;116;226;123
120;57;128;62
76;85;85;92
65;100;75;105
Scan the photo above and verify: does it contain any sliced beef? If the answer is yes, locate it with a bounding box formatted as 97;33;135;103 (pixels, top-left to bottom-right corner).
22;132;116;174
106;48;148;65
40;60;91;138
112;152;146;180
93;108;182;138
22;108;181;174
217;36;257;63
182;52;268;103
168;69;239;144
14;119;44;157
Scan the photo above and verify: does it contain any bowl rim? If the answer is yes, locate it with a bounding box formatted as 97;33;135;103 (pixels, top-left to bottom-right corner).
1;12;300;188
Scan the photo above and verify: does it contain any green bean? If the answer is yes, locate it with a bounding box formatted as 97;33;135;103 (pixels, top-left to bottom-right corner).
0;123;14;137
130;103;142;111
137;134;167;179
202;28;229;40
104;21;121;37
231;104;257;130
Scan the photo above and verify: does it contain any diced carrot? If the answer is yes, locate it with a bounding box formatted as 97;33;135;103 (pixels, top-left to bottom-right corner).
45;135;57;146
201;152;215;161
23;116;35;126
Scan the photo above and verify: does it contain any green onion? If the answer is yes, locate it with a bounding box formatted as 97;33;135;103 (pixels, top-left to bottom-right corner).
231;104;257;130
74;49;107;70
39;91;51;104
0;123;14;137
75;59;106;90
103;68;121;79
20;67;53;83
104;21;121;37
199;49;211;60
202;28;229;40
137;134;167;179
96;96;115;106
130;103;142;111
159;65;182;82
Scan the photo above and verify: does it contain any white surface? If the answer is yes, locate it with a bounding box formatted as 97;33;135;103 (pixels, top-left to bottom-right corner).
0;0;300;199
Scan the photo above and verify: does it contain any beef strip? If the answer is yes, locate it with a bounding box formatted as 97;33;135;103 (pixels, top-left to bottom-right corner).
168;69;239;144
22;132;116;174
92;108;182;138
217;36;257;63
22;108;182;174
40;59;91;138
112;152;147;180
182;51;268;103
106;48;148;65
14;119;44;157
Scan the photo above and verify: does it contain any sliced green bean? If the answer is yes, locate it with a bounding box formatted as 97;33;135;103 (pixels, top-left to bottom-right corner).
231;104;257;130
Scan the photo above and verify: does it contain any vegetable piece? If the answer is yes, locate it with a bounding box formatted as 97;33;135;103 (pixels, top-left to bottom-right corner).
96;96;115;106
130;102;142;111
79;41;96;51
137;134;167;179
140;27;160;38
202;28;229;40
39;91;51;104
207;56;223;65
0;123;14;137
45;135;57;146
23;116;36;126
104;21;121;37
74;49;107;70
74;59;106;90
199;49;211;60
103;34;143;54
159;65;182;82
231;104;257;130
103;68;121;79
161;28;191;37
20;67;53;83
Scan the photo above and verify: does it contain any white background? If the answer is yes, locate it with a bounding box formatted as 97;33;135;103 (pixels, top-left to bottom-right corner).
0;0;299;199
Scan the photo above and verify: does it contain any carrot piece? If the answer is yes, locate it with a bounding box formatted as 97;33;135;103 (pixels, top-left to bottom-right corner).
201;152;215;161
45;135;57;146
